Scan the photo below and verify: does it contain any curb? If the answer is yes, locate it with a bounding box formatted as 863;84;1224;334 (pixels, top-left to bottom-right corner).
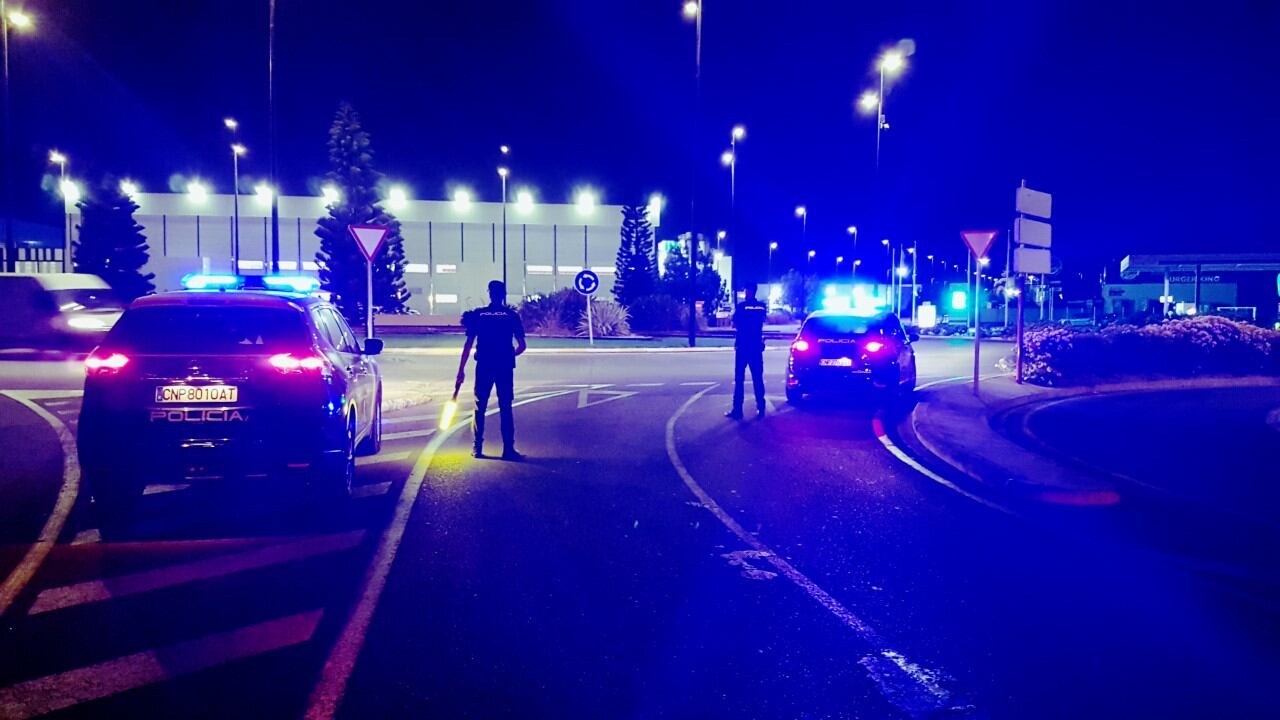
384;346;766;356
907;375;1280;505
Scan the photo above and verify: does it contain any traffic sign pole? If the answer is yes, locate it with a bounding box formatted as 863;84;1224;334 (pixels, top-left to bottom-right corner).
573;269;600;347
960;230;999;396
586;296;594;347
348;224;390;341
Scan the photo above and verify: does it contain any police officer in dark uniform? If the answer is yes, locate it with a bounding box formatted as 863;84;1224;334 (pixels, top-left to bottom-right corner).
727;284;768;419
457;280;527;459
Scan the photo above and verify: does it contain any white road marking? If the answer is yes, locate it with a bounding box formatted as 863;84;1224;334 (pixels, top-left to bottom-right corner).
142;483;191;496
305;389;576;720
42;399;78;408
54;409;78;417
383;428;437;441
0;610;322;719
29;531;364;615
351;481;392;499
356;451;412;466
576;388;638;409
678;381;716;386
625;382;664;387
382;415;433;426
70;529;100;546
666;385;963;716
871;416;1010;514
0;391;82;617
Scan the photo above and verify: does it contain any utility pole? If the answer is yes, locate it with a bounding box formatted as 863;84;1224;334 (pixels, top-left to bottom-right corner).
267;0;280;273
2;0;16;271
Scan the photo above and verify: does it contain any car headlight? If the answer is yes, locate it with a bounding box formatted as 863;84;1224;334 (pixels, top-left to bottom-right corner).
67;315;108;330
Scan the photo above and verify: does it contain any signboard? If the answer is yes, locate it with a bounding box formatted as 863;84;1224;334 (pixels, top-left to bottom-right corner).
1014;246;1052;275
1015;186;1052;219
573;269;600;296
348;224;390;340
1014;217;1052;248
348;225;389;260
960;230;999;259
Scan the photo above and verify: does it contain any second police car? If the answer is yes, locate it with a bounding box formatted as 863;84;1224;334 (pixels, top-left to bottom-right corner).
785;309;918;403
78;275;384;522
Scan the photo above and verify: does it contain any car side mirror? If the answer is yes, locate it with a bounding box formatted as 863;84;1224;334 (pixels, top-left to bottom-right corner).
908;330;920;343
363;338;384;356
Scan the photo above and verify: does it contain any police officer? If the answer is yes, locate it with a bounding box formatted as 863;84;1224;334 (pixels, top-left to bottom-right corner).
727;284;768;419
457;280;527;459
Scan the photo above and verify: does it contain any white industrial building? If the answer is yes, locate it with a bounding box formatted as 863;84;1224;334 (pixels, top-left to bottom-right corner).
64;191;658;319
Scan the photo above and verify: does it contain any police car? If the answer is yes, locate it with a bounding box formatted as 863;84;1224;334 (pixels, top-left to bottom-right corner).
784;309;918;403
78;274;384;520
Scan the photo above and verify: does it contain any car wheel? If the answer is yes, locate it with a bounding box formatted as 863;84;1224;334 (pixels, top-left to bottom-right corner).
356;391;382;456
325;416;356;500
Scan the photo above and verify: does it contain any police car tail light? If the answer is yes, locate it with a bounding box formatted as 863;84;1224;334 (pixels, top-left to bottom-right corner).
791;339;811;353
268;353;327;373
864;340;885;353
85;352;129;375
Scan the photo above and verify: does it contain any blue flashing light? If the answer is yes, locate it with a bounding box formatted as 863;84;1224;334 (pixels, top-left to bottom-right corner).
262;275;320;293
182;273;241;290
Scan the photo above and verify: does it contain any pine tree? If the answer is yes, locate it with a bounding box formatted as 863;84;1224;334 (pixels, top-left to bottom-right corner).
612;204;656;306
315;102;410;325
73;179;155;301
656;243;725;314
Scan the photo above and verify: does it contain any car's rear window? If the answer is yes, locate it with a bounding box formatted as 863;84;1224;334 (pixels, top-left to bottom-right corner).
107;305;309;354
803;315;891;338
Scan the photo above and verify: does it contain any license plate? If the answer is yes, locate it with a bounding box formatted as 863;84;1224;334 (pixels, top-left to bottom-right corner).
819;358;854;367
155;385;239;403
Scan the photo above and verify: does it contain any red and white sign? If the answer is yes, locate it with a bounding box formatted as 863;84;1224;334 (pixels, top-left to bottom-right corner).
960;229;999;259
348;224;389;260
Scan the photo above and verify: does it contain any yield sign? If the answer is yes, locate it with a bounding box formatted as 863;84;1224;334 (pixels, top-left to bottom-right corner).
348;224;389;260
960;229;999;259
576;389;637;409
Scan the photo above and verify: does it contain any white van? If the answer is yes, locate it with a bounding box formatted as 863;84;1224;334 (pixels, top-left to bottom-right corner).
0;273;125;351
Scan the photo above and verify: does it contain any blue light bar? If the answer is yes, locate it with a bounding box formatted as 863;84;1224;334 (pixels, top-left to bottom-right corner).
262;275;320;293
182;273;241;290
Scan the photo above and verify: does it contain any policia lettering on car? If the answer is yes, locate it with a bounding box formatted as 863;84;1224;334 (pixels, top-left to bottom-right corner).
149;408;248;423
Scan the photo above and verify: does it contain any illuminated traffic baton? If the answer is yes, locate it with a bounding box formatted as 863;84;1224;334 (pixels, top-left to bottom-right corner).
439;382;462;430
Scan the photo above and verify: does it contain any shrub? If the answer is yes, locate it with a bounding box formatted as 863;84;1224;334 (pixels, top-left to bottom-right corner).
578;300;631;337
1021;316;1280;386
628;293;685;332
518;288;586;336
766;310;794;324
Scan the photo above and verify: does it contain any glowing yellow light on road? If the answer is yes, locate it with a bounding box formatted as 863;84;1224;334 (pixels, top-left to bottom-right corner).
439;400;459;430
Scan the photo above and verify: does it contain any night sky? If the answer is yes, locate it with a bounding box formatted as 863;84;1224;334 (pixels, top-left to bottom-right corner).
7;0;1278;283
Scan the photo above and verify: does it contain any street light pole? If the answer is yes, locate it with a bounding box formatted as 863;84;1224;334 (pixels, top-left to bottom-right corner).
267;0;280;273
498;165;509;291
49;150;68;270
1;1;23;271
768;241;777;284
683;0;702;348
231;144;243;270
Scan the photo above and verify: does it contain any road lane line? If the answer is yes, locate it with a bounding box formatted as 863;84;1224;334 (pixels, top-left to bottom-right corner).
351;481;392;499
305;389;575;720
666;386;965;717
0;610;322;719
871;416;1010;514
678;381;715;386
42;399;77;408
382;415;433;426
357;451;412;466
142;483;191;496
0;391;82;617
383;428;437;441
625;383;664;387
29;531;364;615
70;529;100;546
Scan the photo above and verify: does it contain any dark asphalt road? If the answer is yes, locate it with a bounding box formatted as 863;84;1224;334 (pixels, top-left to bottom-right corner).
1;341;1277;719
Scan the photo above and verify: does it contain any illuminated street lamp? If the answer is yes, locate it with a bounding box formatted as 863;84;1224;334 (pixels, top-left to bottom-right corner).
48;150;69;268
682;0;699;20
187;181;209;204
389;185;410;211
768;241;778;282
516;189;535;214
807;249;816;266
119;179;139;198
321;185;340;206
59;178;81;205
575;189;597;216
448;187;469;213
795;205;807;249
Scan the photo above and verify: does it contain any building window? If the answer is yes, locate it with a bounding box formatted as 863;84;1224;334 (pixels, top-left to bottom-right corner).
590;266;615;274
557;266;583;274
434;293;459;304
406;263;430;273
527;265;553;274
237;260;264;270
436;264;457;274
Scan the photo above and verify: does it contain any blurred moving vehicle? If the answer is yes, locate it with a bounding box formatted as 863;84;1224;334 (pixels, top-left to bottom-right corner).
785;310;917;403
78;274;383;523
0;273;124;351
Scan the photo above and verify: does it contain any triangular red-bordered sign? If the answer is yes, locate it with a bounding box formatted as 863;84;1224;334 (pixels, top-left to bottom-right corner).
960;230;999;259
348;224;389;260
